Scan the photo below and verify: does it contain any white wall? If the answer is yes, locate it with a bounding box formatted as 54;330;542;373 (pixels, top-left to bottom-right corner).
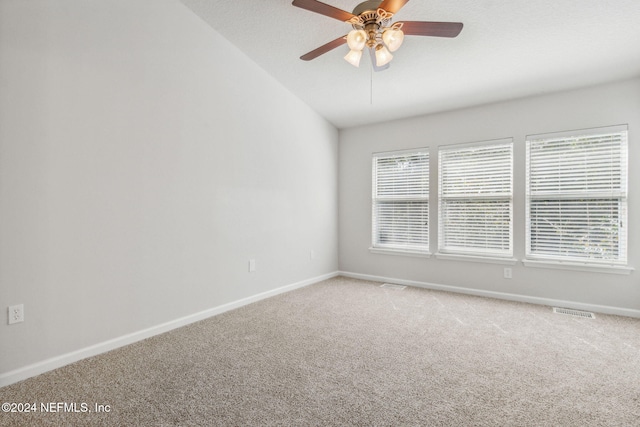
339;78;640;314
0;0;338;379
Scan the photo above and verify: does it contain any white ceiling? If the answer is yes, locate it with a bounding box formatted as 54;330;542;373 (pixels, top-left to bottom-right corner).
180;0;640;129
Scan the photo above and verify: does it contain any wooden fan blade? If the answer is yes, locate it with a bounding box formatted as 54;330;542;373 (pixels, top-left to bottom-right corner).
292;0;355;22
398;21;463;37
378;0;410;14
300;35;347;61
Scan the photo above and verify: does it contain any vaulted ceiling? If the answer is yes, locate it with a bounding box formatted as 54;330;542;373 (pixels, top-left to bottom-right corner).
181;0;640;129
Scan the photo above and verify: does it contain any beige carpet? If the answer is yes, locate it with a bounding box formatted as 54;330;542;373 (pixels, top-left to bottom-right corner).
1;276;639;426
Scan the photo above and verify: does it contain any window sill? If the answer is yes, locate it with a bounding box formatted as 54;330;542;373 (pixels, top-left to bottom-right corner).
435;253;518;265
369;247;432;258
522;259;634;275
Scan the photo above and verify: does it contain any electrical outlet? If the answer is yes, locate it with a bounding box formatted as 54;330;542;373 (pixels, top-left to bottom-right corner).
310;250;316;260
504;268;513;279
248;259;256;272
8;304;24;325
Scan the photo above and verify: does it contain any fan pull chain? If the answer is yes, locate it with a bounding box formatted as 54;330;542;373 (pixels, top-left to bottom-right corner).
370;61;373;105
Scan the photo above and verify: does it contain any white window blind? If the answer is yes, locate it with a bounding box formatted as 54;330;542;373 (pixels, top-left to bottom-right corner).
372;150;429;253
438;140;513;257
526;126;628;264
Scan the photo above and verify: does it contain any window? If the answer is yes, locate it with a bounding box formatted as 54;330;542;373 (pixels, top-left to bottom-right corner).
438;140;513;258
526;126;628;265
371;149;429;255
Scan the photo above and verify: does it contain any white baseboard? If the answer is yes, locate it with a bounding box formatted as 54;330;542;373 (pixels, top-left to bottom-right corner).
0;271;339;388
339;270;640;319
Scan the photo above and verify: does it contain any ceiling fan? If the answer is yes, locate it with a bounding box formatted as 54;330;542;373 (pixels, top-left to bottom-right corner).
292;0;463;70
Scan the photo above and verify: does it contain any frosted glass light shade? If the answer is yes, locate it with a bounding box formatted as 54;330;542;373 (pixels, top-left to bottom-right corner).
382;28;404;52
375;44;393;67
346;30;367;51
344;49;363;67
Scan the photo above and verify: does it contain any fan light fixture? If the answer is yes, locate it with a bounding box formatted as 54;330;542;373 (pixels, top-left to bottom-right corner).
382;27;404;52
374;44;393;66
344;29;367;67
347;29;367;50
342;9;405;68
344;48;363;67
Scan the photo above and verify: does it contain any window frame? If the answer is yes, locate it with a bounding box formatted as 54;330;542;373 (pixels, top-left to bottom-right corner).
370;148;431;257
437;138;514;260
524;125;629;270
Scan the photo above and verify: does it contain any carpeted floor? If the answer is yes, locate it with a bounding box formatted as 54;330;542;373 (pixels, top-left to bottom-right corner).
1;276;639;426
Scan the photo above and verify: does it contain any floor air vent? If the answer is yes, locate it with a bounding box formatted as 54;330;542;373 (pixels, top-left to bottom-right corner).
553;307;596;319
380;283;406;290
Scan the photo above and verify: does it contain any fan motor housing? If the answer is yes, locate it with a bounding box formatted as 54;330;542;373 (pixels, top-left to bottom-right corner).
350;0;392;34
352;0;383;15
